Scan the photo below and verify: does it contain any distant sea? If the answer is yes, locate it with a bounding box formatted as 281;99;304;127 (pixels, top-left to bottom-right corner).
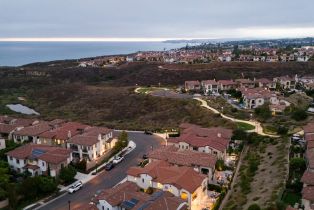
0;41;187;66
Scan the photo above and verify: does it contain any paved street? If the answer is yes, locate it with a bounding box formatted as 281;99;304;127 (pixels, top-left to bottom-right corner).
39;132;163;210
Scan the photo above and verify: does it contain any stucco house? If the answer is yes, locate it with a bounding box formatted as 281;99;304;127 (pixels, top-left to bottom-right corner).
148;145;217;181
240;88;280;109
67;127;116;162
37;122;90;147
166;123;232;160
201;80;220;95
184;81;201;92
127;160;207;209
6;144;72;177
95;181;187;210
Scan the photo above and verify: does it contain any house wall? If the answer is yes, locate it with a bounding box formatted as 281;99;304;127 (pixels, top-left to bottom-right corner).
7;156;26;172
302;198;313;210
98;199;118;210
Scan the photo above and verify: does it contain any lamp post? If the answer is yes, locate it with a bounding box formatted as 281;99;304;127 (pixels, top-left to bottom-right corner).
95;160;98;174
68;200;71;210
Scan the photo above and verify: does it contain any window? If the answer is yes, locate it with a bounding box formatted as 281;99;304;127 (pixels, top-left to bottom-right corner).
42;162;45;167
186;146;188;149
16;159;20;164
142;178;144;183
9;156;13;161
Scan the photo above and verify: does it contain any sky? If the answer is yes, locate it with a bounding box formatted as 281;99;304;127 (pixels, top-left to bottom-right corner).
1;0;314;41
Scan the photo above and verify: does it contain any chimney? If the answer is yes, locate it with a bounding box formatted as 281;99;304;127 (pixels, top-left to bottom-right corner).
68;131;71;138
217;133;221;138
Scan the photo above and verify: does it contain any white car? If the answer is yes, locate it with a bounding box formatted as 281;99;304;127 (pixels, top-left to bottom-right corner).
113;156;125;164
68;181;83;194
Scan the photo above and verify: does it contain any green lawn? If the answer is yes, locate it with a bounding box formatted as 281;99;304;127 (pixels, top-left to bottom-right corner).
282;191;301;206
236;122;255;130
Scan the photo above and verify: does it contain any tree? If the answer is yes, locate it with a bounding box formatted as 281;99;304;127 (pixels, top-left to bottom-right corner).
115;131;129;151
248;204;261;210
291;109;308;121
59;165;77;184
38;176;57;194
290;158;306;173
277;126;288;135
7;183;18;210
254;104;271;120
215;160;225;171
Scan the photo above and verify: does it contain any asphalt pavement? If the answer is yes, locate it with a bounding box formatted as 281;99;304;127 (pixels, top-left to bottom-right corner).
39;132;163;210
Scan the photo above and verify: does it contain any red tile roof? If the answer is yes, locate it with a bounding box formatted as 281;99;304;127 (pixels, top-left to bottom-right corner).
301;170;314;186
148;146;217;168
39;122;89;140
202;80;219;86
0;124;18;134
302;186;314;201
6;144;71;164
67;126;113;146
218;80;237;86
127;160;206;193
96;181;186;210
14;122;51;136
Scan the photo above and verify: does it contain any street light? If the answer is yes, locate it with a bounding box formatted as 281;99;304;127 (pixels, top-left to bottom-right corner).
95;160;98;174
68;200;71;210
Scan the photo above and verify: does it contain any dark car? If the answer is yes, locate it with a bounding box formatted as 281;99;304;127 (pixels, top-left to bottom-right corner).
142;154;148;159
144;130;153;135
105;162;115;171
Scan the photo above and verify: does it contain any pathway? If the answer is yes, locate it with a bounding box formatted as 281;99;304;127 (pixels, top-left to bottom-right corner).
194;97;279;137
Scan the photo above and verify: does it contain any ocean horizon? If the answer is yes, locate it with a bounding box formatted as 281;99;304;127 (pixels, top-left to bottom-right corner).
0;41;187;67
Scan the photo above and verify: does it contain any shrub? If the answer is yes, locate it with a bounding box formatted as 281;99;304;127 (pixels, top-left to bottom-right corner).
291;109;307;121
254;104;271;120
59;165;77;184
248;204;261;210
277;126;288;135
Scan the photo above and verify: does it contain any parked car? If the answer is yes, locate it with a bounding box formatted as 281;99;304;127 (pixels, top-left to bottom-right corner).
113;156;125;164
105;162;115;171
144;130;153;135
68;181;83;194
142;154;148;159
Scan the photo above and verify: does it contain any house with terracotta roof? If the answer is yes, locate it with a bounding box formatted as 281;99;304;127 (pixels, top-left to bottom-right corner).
37;122;90;147
67;126;116;162
201;80;220;95
95;181;187;210
148;145;217;181
256;78;276;89
240;87;280;109
235;78;256;88
184;81;201;92
127;160;207;209
6;143;72;177
218;80;238;91
12;121;52;143
0;116;39;140
273;75;296;90
167;124;232;160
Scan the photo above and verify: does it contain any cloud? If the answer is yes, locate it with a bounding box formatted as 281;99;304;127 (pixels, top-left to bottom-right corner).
1;0;314;39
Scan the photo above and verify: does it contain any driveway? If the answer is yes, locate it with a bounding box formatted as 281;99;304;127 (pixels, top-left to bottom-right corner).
39;132;163;210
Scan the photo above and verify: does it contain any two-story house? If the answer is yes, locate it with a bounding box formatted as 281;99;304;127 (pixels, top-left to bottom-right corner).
95;181;187;210
67;127;116;162
127;160;207;209
37;122;89;147
166;123;232;160
184;81;201;92
201;80;220;95
273;75;296;90
6;144;72;177
148;145;217;181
